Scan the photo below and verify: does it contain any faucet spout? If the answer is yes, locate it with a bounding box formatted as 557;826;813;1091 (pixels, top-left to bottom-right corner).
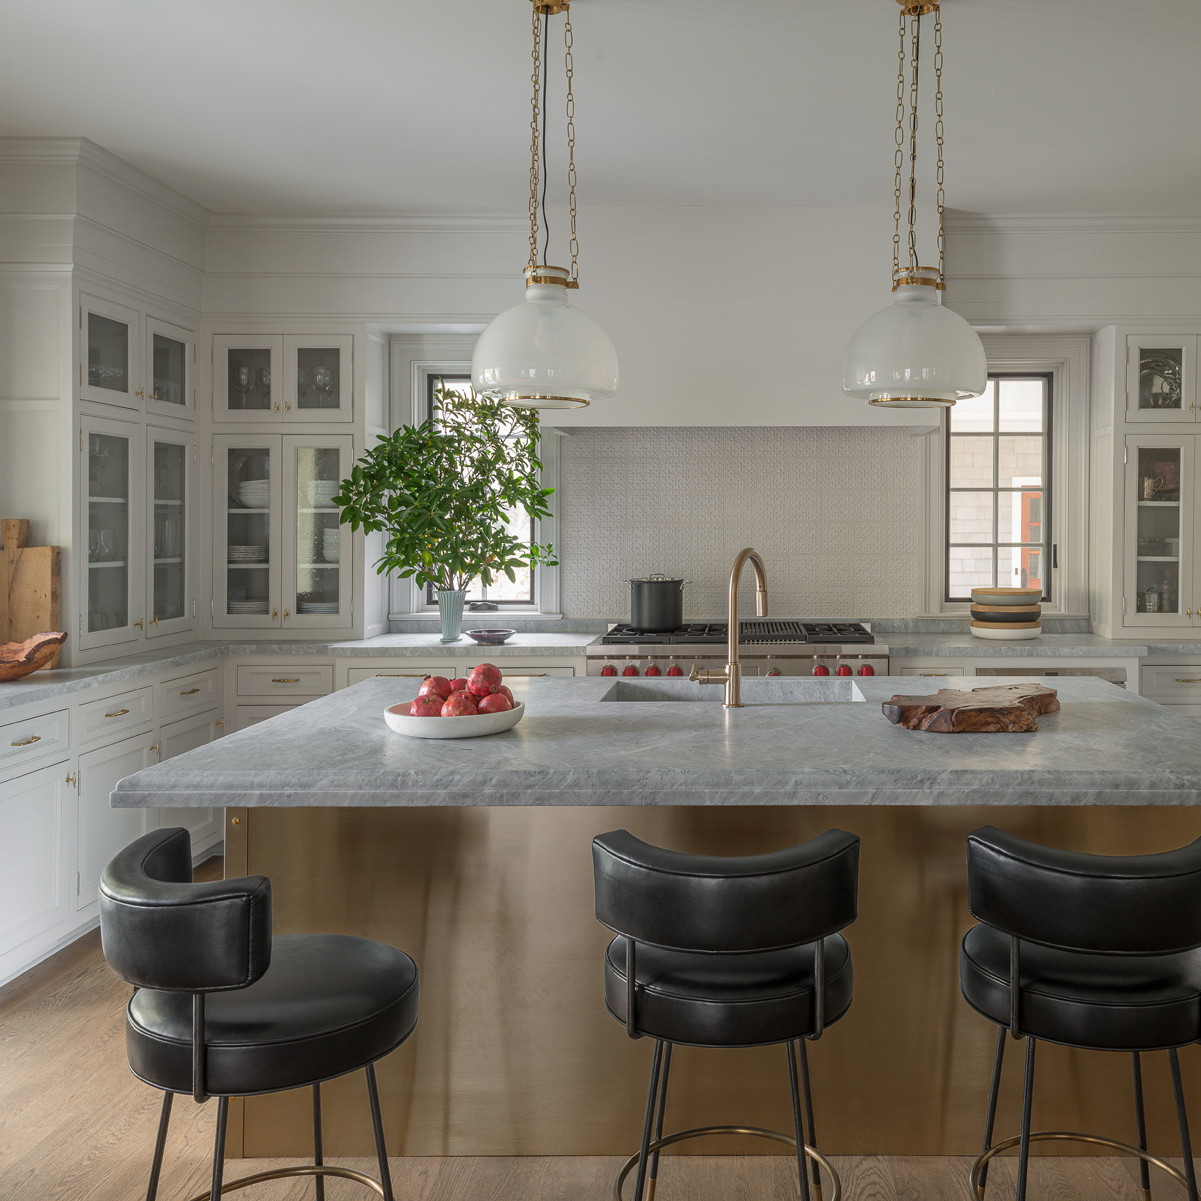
724;547;768;707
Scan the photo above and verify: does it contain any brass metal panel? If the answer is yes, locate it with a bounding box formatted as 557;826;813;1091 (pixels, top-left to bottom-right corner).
239;806;1201;1158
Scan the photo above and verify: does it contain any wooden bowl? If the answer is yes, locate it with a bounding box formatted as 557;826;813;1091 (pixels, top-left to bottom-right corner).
0;632;67;682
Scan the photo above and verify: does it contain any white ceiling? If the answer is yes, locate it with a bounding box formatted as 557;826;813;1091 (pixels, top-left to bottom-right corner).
1;0;1198;219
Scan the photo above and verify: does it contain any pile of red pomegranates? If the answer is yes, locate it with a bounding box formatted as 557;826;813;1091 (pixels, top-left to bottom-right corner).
406;663;515;718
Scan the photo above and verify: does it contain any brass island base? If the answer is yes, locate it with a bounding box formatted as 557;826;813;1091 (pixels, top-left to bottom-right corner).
223;805;1201;1160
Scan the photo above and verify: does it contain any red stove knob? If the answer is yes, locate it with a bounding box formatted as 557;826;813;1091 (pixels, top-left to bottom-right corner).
600;664;618;677
666;663;684;677
644;663;662;677
766;668;782;677
622;664;640;677
812;663;831;677
835;663;853;677
857;664;876;676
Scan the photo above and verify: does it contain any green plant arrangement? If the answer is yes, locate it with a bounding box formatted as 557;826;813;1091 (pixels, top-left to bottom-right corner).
332;385;557;638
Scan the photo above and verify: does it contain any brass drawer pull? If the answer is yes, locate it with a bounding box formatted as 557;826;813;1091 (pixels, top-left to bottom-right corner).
179;687;202;695
271;678;301;684
503;673;546;677
919;672;952;677
11;735;41;747
1174;678;1201;684
375;673;425;678
105;708;130;718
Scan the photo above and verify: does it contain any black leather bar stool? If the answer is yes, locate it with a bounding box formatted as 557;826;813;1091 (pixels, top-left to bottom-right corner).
99;827;419;1201
592;828;860;1201
961;825;1201;1201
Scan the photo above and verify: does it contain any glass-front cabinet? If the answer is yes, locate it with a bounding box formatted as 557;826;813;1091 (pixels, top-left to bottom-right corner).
213;334;353;423
213;434;352;629
147;429;195;639
145;318;196;420
1123;436;1197;626
80;296;139;409
1126;336;1199;422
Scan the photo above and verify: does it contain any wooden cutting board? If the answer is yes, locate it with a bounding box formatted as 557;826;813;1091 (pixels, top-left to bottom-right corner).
883;682;1060;733
1;519;63;666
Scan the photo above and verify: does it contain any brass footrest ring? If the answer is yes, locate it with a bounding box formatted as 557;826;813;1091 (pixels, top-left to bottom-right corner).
184;1163;385;1200
970;1130;1185;1200
614;1124;841;1201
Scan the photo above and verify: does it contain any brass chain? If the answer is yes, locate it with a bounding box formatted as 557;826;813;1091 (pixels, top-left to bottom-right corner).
564;13;579;284
905;10;921;274
933;6;945;282
528;1;543;272
892;6;906;282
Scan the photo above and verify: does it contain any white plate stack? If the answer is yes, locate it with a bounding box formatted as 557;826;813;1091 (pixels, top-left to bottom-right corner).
228;544;268;563
304;480;339;508
237;479;270;508
322;529;340;563
297;600;339;614
227;599;270;615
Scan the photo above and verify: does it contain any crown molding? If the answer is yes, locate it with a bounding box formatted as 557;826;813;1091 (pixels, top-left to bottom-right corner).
206;213;526;234
946;213;1201;235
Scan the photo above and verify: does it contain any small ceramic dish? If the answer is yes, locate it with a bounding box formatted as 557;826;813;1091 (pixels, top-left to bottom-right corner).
464;628;516;645
384;700;524;739
970;588;1042;606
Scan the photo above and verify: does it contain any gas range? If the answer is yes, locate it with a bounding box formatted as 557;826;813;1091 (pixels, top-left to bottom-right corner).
586;621;889;678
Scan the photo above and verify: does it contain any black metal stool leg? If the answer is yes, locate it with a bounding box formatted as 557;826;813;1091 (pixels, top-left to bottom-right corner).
312;1082;325;1201
209;1097;229;1201
977;1026;1008;1200
787;1041;813;1201
1169;1048;1200;1201
1015;1037;1037;1201
798;1039;823;1201
632;1041;666;1201
1132;1052;1152;1201
644;1042;673;1201
145;1091;174;1201
365;1063;397;1201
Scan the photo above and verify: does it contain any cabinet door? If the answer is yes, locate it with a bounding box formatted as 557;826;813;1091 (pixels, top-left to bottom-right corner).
0;762;71;960
1126;336;1199;423
213;435;282;629
146;427;196;639
282;436;352;629
76;732;155;912
80;416;146;651
1123;436;1196;626
154;710;224;853
79;294;140;409
213;334;283;421
284;335;353;422
145;317;196;420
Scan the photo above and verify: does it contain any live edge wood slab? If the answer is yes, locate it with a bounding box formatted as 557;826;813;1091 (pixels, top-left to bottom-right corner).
883;682;1060;732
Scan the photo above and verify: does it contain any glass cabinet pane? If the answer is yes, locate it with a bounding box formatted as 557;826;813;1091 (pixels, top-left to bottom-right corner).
87;433;130;632
151;333;187;408
226;448;272;616
87;313;130;394
152;442;186;623
1133;446;1183;614
225;348;273;412
295;347;342;411
294;446;341;615
1136;347;1185;413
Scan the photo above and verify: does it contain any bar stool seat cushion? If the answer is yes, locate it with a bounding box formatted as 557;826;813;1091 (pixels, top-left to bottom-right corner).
126;933;419;1097
604;933;852;1047
960;923;1201;1051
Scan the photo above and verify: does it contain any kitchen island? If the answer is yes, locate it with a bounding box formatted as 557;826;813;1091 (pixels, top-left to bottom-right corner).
113;676;1201;1162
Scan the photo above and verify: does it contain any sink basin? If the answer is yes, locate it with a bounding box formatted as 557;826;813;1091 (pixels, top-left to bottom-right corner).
601;679;865;703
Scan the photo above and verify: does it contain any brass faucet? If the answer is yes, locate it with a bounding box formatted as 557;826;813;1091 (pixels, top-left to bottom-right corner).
691;547;768;707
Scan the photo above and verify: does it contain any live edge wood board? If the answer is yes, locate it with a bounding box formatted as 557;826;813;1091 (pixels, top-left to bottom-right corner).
224;804;1201;1161
883;683;1060;732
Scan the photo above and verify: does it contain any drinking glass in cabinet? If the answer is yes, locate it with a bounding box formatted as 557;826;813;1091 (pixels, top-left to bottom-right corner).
296;348;340;410
226;348;272;411
87;313;129;393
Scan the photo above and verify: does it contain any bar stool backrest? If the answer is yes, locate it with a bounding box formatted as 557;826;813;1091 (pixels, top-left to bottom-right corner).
592;828;859;953
99;826;273;992
967;825;1201;955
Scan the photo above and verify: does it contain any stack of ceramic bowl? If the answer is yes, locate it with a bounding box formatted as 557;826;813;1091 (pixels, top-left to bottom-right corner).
306;480;339;508
321;528;340;563
970;587;1042;640
237;479;270;509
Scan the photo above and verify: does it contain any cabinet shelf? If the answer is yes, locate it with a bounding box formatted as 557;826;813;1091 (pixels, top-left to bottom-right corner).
1137;555;1180;562
228;563;269;570
1138;500;1180;507
153;557;183;565
296;562;339;570
228;508;270;515
88;560;127;569
154;499;183;507
89;496;128;505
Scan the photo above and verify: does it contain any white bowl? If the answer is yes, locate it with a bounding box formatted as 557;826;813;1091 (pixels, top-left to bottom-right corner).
970;624;1042;641
384;700;524;739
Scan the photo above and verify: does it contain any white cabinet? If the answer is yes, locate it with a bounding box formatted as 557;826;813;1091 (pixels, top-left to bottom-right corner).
154;709;224;853
338;657;582;689
213;333;353;423
1126;335;1199;423
213;434;352;630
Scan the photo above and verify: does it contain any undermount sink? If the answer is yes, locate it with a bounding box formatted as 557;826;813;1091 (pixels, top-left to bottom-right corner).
600;679;866;703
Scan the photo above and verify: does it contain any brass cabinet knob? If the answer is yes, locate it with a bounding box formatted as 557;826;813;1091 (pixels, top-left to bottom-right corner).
64;773;77;787
283;608;290;619
135;388;145;399
134;618;144;629
271;608;279;618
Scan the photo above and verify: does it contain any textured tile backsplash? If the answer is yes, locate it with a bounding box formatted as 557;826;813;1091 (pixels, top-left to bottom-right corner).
558;427;926;619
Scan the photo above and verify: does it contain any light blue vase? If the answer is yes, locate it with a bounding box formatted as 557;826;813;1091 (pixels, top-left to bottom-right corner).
437;589;467;643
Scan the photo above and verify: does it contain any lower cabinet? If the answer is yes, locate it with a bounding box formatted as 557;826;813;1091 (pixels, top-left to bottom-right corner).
154;709;225;853
1141;662;1201;720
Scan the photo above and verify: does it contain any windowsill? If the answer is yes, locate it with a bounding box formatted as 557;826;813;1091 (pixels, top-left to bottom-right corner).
390;611;564;623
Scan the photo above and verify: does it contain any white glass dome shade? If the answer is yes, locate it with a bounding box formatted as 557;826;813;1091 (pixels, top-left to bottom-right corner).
472;266;619;410
843;279;987;409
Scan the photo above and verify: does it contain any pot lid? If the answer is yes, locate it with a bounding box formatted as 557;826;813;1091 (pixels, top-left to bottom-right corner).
630;574;684;584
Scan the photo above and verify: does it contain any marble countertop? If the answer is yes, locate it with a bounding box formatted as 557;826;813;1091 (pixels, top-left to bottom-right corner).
112;674;1201;809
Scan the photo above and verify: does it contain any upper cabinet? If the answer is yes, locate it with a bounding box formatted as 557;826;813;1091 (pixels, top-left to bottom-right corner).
79;293;196;420
213;334;353;423
1125;335;1200;423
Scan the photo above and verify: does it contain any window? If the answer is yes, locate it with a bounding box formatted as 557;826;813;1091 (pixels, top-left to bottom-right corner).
946;375;1052;601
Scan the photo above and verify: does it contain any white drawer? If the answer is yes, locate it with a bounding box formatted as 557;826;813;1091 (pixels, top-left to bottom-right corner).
157;668;220;721
346;665;458;687
77;687;154;745
0;709;70;778
233;703;298;731
896;666;967;678
236;664;333;696
1141;666;1201;703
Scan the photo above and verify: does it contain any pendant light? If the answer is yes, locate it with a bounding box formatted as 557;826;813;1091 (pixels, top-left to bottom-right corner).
472;0;618;410
843;0;986;409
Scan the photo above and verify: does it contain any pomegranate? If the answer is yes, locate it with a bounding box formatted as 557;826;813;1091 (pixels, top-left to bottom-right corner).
467;662;503;697
441;691;479;717
408;695;443;717
478;693;513;714
417;675;453;700
498;684;515;703
448;676;470;694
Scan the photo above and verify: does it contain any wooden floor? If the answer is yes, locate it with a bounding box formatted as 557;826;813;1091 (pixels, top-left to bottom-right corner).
0;867;1175;1200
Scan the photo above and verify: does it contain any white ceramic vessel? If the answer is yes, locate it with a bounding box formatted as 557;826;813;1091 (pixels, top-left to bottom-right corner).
384;700;524;739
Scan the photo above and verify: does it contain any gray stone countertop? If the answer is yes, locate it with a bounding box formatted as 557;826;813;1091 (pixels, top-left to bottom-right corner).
882;633;1155;657
112;675;1201;810
327;633;598;655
